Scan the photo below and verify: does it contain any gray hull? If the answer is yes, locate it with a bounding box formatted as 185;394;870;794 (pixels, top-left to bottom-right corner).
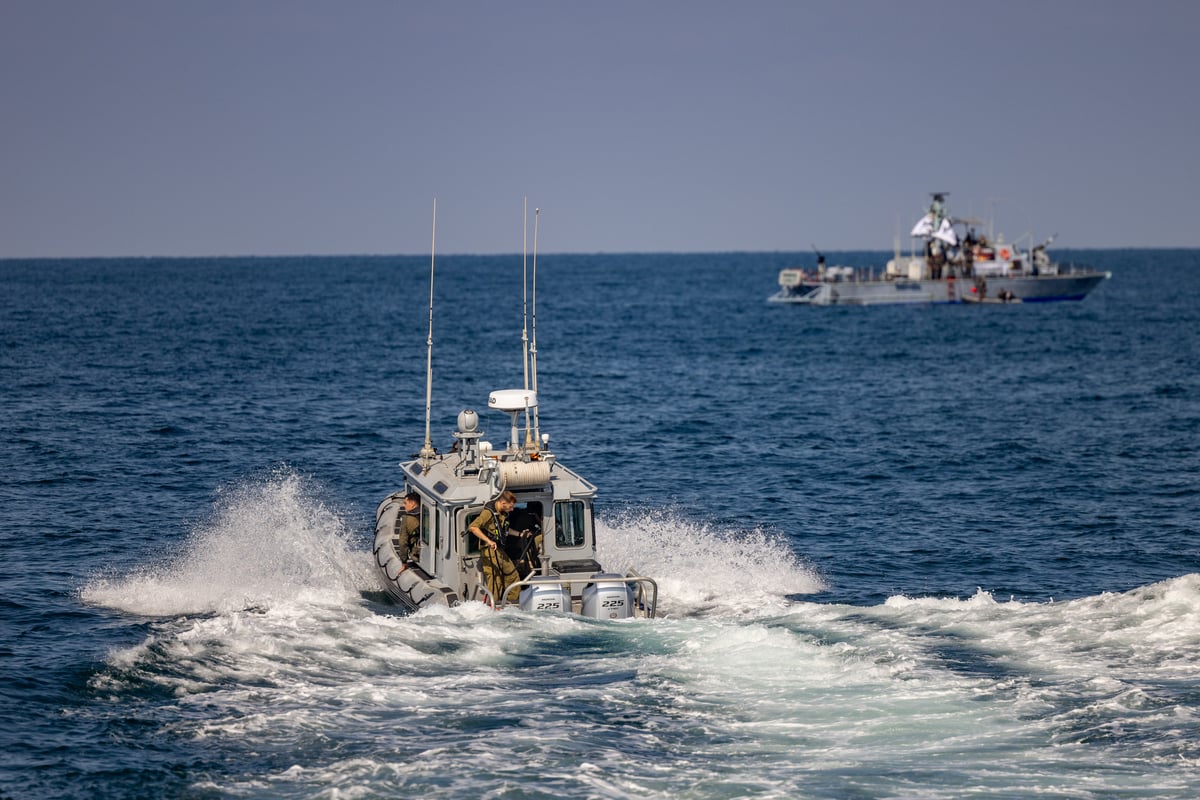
978;272;1109;302
769;271;1109;306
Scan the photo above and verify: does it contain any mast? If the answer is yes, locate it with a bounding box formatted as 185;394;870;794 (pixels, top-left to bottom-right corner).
521;198;536;452
521;197;530;394
419;199;437;466
530;207;541;446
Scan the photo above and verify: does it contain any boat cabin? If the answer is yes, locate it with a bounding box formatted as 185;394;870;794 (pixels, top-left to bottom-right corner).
375;389;656;617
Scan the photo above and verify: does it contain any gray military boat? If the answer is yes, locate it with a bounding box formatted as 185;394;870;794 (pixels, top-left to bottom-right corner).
372;204;658;618
769;193;1110;306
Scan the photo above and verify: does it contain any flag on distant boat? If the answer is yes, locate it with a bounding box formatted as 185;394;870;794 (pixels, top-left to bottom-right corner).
910;214;935;237
933;217;958;246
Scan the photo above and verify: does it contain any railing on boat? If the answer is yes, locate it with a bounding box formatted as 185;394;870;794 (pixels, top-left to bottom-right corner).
486;573;659;618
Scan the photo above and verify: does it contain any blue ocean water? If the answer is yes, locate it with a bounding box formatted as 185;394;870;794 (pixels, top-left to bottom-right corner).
2;249;1199;798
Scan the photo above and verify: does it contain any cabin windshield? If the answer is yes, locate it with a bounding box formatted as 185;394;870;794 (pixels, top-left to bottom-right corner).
554;501;589;549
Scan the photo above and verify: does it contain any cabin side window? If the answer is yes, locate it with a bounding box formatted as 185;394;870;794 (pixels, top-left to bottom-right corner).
421;505;431;550
554;501;587;549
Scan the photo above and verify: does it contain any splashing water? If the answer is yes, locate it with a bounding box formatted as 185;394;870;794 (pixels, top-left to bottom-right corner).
81;470;374;616
597;507;825;617
81;477;821;622
70;484;1200;799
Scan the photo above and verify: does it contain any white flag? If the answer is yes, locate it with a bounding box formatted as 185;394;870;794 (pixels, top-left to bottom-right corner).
910;214;935;237
933;217;958;246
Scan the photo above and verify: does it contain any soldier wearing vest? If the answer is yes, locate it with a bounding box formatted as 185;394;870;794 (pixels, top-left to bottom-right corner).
505;506;543;580
469;490;521;605
394;492;421;569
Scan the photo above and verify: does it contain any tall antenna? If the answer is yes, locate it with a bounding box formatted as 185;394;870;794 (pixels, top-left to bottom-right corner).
530;207;541;445
419;199;437;466
521;197;530;393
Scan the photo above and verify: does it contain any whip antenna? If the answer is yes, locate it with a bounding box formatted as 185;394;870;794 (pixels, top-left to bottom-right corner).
521;198;536;452
521;197;530;393
531;207;541;445
419;198;437;466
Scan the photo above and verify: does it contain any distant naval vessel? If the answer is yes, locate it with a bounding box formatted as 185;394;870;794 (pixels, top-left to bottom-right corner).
769;193;1110;306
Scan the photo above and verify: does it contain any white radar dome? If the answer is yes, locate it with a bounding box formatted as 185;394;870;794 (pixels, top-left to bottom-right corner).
488;389;537;412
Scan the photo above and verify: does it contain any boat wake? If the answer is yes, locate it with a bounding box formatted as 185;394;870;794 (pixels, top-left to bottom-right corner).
597;508;826;617
869;575;1200;684
80;470;374;617
76;473;1200;797
80;469;823;623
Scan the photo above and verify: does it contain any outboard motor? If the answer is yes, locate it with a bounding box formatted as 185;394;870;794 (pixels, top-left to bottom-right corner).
518;576;571;613
581;573;635;620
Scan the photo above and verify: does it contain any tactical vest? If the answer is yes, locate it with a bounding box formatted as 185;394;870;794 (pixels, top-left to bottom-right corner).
477;502;510;547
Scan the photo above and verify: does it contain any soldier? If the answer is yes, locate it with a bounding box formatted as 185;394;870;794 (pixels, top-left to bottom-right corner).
505;506;543;580
469;490;521;605
395;492;421;569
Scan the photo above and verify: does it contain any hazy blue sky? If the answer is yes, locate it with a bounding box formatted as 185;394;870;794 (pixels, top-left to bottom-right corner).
2;0;1198;257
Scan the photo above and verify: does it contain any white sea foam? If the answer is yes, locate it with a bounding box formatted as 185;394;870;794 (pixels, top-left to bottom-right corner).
88;572;1200;798
81;470;375;616
597;508;825;617
80;476;1200;797
876;575;1200;681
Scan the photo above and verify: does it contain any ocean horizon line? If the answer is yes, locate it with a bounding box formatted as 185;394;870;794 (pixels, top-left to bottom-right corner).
3;245;1197;263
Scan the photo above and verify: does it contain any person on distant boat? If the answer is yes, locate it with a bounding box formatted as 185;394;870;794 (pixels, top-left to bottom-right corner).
930;193;946;226
394;492;421;569
470;490;521;605
1032;244;1049;275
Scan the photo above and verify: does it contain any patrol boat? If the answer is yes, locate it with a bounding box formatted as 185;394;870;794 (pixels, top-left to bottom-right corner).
372;203;658;619
769;193;1110;306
